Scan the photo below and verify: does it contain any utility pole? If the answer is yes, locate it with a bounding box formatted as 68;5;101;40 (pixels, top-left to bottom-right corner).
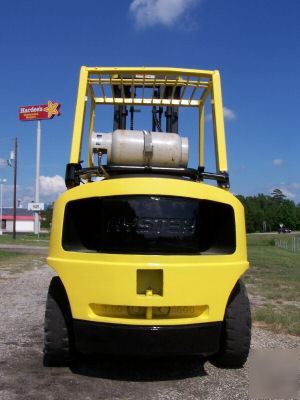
0;178;7;235
13;138;18;240
34;120;41;236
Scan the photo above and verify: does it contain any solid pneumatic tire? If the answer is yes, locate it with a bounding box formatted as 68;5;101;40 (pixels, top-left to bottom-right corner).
210;280;251;368
43;277;74;367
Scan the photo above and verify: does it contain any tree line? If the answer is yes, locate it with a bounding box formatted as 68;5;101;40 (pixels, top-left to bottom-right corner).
237;189;300;233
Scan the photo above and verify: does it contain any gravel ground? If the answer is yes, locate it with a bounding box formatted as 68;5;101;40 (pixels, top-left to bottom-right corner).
0;260;299;400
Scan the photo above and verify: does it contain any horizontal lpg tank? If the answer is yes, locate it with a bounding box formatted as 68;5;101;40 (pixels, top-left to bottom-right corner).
90;129;189;168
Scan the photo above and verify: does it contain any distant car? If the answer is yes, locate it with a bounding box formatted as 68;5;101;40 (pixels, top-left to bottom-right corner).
278;227;292;233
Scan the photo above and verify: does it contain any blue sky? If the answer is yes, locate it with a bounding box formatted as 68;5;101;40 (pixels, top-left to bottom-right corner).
0;0;299;205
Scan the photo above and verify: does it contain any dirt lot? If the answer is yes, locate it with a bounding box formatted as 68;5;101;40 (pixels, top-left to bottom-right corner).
0;257;299;400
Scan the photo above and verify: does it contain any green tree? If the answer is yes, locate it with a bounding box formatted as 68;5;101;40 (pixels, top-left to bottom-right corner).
41;203;53;229
271;188;286;201
237;192;299;232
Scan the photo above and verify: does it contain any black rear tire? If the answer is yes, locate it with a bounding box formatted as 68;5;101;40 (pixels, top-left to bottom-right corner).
43;277;74;367
210;280;251;368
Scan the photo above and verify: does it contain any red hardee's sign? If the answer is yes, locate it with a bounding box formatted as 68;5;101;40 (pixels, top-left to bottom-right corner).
19;100;61;121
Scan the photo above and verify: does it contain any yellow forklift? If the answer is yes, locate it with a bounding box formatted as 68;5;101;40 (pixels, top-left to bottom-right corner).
44;67;251;367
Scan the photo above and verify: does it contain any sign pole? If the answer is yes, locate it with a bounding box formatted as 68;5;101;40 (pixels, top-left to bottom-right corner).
13;138;18;240
34;120;41;236
19;100;60;236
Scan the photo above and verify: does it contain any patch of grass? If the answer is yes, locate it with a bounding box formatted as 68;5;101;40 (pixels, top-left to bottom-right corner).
254;305;300;335
245;234;300;335
246;234;278;247
0;233;49;247
0;251;20;259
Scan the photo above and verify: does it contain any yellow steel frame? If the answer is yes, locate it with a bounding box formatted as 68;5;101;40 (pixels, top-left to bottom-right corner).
69;66;228;176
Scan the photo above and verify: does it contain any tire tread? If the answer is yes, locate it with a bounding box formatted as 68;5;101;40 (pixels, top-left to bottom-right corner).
43;277;74;367
210;280;251;368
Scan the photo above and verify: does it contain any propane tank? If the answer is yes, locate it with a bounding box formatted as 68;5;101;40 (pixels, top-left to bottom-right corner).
90;130;189;168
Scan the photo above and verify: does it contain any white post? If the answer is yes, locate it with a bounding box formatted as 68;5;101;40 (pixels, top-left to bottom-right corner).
0;179;7;235
34;120;41;236
292;236;296;253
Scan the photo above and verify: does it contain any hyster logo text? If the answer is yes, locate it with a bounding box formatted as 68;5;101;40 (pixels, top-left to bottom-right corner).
107;217;196;235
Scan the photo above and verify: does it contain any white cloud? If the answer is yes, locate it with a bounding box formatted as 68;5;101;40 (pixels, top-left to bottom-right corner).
0;158;9;168
0;184;34;209
222;106;236;121
273;158;283;166
279;188;296;199
129;0;199;28
267;182;300;203
269;186;296;200
1;176;65;207
206;106;236;122
39;175;65;198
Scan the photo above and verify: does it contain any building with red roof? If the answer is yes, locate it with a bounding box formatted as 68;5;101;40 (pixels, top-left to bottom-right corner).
1;207;40;233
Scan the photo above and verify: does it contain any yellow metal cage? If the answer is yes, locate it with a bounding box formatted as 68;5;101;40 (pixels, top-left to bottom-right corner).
69;67;228;177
